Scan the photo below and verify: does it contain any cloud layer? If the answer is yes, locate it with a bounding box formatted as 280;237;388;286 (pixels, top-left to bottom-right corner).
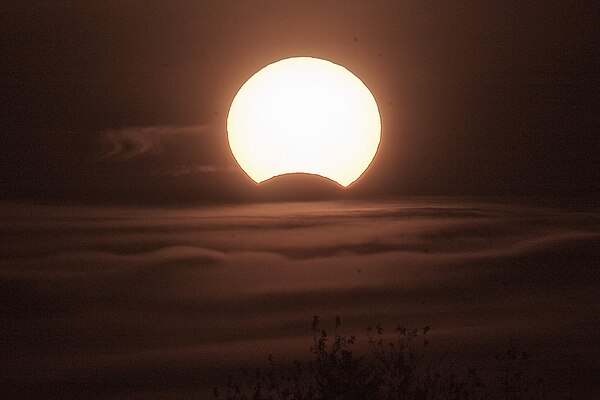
1;199;599;399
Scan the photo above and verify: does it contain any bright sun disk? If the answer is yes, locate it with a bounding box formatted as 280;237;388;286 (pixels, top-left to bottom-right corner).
227;57;381;187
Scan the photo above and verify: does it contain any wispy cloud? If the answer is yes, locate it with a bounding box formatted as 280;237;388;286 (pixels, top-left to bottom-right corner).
165;164;235;176
101;124;213;160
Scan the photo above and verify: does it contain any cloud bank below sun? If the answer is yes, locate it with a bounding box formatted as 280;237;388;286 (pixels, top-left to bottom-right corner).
1;200;599;398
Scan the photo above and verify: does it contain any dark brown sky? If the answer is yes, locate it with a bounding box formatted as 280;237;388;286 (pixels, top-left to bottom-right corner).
1;1;598;204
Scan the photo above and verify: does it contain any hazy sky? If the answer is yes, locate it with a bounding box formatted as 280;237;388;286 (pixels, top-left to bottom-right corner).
2;1;598;204
2;4;599;399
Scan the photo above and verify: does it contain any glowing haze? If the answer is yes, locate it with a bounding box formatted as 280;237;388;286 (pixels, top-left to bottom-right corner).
227;57;381;187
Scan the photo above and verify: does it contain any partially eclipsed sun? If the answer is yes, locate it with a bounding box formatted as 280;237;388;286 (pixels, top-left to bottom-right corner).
227;57;381;187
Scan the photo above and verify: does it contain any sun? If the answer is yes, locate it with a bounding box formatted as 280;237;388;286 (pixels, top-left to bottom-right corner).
227;57;381;187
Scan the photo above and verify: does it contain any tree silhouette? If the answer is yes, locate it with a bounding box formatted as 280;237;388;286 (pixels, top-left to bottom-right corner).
214;317;550;400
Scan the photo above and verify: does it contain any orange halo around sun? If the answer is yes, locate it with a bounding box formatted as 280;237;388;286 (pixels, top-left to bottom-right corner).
227;57;381;187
